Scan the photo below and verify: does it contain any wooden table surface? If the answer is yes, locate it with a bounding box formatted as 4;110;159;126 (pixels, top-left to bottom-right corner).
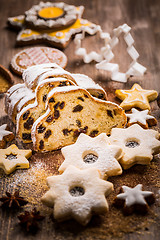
0;0;160;239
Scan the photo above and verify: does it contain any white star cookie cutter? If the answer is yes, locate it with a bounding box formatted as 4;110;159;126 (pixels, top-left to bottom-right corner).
96;23;147;83
126;108;157;128
41;165;113;225
109;124;160;169
74;25;111;63
59;133;123;179
115;184;155;214
0;144;32;175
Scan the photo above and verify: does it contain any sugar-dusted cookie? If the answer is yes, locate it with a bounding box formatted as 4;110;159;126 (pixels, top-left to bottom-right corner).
25;2;84;30
42;165;113;225
126;108;157;129
59;133;122;179
109;124;160;169
0;124;15;148
0;144;32;174
10;47;67;76
114;184;155;215
31;86;127;152
0;65;14;93
115;83;158;110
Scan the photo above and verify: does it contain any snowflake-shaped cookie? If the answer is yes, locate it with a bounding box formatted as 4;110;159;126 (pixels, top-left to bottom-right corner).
115;83;158;110
109;124;160;169
59;133;123;179
114;184;155;214
0;144;32;174
41;165;113;225
126;108;157;128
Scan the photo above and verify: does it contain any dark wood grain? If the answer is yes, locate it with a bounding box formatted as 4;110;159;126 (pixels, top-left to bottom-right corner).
0;0;160;239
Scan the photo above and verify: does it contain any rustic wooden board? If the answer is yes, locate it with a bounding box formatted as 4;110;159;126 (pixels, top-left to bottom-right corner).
0;0;160;239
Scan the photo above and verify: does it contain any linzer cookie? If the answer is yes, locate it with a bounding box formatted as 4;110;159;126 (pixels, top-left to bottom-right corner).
42;165;113;225
25;2;84;30
10;47;67;76
114;184;155;215
0;65;14;93
59;133;122;179
110;124;160;169
0;144;32;175
31;86;126;152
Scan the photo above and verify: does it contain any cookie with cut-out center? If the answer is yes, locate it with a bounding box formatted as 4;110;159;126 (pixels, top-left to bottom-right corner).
42;165;113;225
126;108;157;129
0;144;32;174
115;83;158;110
114;184;155;215
59;133;122;179
109;124;160;169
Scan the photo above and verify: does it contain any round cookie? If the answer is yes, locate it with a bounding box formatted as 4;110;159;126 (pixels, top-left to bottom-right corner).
25;2;84;30
10;47;67;76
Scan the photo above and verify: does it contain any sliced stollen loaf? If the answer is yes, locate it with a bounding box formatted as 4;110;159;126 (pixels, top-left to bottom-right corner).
17;78;76;143
22;63;76;90
31;86;127;152
72;73;107;100
5;84;35;123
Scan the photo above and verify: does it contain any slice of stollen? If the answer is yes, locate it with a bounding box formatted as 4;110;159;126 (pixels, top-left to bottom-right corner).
31;86;127;152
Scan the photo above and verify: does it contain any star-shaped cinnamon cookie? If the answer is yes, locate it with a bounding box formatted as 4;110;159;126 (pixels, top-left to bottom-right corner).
126;108;157;128
109;124;160;169
59;133;123;179
114;184;155;214
42;165;113;225
0;144;32;174
115;83;158;110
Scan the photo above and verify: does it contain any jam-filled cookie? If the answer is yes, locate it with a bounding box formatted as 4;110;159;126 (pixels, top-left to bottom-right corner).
110;124;160;169
42;165;113;225
59;133;122;179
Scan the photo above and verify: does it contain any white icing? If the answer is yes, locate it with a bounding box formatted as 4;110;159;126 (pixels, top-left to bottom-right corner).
41;165;113;225
96;23;147;83
109;124;160;169
17;19;97;48
117;184;153;207
59;133;122;179
22;63;62;89
0;124;13;141
126;108;155;126
25;2;84;29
